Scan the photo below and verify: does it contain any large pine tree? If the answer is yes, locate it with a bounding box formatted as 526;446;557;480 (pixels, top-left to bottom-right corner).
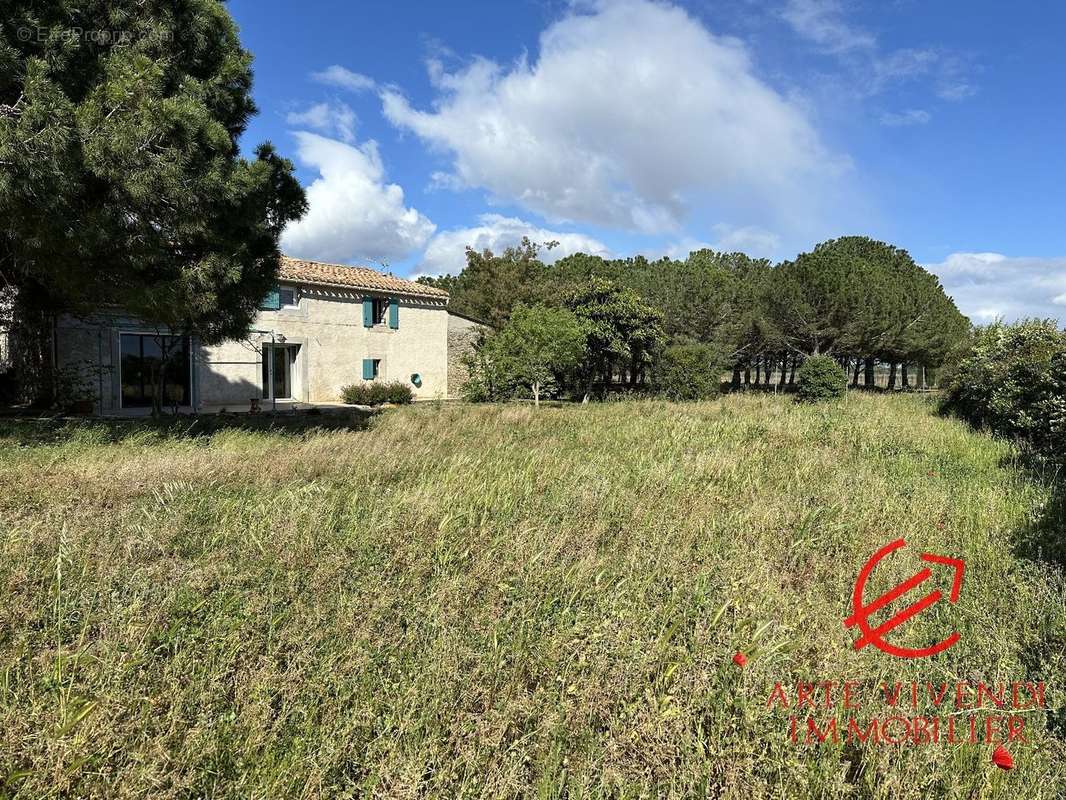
0;1;307;400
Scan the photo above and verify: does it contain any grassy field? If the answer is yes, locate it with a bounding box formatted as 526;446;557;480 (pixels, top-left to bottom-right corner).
0;394;1063;798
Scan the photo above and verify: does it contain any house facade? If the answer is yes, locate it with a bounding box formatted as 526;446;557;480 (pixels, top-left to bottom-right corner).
54;257;453;413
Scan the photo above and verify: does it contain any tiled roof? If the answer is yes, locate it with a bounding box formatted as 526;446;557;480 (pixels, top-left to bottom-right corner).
279;256;449;300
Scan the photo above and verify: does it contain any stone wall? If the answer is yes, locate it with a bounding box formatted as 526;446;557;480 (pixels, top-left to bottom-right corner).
447;313;487;399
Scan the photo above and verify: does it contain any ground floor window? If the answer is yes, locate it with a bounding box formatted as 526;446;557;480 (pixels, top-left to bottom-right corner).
120;334;191;408
262;344;295;400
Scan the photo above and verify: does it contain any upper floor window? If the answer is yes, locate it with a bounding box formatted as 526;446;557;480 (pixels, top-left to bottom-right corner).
261;286;298;310
363;296;400;329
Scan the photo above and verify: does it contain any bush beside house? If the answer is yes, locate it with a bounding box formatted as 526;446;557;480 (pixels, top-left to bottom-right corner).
341;381;413;406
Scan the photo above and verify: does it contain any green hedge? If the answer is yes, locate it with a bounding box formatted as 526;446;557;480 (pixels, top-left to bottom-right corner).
341;381;413;406
794;355;847;402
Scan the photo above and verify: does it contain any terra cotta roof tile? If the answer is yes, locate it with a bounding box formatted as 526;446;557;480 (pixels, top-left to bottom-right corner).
279;256;449;300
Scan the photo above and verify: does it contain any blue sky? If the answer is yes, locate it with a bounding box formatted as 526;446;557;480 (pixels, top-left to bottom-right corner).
229;0;1066;323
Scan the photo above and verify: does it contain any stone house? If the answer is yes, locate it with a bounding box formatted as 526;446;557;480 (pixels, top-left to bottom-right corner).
53;256;465;413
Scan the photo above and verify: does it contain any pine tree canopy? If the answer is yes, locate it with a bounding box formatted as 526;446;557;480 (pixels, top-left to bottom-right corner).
0;0;307;343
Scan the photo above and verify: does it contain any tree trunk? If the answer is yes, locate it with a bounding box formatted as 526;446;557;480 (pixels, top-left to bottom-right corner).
887;362;897;389
788;360;796;385
753;356;762;386
533;381;540;408
732;366;742;387
744;366;751;385
778;355;787;387
901;363;910;389
851;359;861;387
864;357;875;388
151;337;180;417
763;358;773;385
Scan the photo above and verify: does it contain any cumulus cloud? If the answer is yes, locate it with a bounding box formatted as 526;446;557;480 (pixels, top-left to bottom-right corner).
312;65;376;93
879;109;931;127
418;214;611;276
381;0;837;234
285;102;357;143
281;132;435;265
924;253;1066;324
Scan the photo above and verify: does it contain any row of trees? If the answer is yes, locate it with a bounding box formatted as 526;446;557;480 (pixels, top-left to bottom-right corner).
421;236;970;402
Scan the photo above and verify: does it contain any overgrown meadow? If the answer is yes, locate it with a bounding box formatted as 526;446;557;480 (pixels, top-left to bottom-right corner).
1;394;1063;798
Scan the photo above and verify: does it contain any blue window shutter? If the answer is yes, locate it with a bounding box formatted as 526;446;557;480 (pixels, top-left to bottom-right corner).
262;289;281;310
362;298;374;327
362;359;374;380
388;298;399;329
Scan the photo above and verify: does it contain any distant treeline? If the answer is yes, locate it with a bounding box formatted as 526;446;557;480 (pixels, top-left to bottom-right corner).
421;235;969;392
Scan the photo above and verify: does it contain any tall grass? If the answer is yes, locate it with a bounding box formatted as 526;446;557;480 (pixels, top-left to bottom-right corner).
0;394;1062;798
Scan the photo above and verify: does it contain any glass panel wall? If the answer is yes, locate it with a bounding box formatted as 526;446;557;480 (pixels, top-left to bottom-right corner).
120;334;190;408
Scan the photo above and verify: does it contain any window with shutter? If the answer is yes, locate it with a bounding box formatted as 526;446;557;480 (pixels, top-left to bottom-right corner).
261;289;281;311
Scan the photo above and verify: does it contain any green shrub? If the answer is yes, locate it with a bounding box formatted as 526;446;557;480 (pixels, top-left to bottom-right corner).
341;381;413;406
940;319;1066;456
794;355;847;402
53;361;97;409
652;343;723;401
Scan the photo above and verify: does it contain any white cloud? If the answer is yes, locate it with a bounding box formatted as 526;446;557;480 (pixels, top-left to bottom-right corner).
285;102;357;143
937;82;977;101
873;48;939;85
381;0;838;234
879;109;931;127
710;224;781;256
647;224;781;262
924;253;1066;324
780;0;875;54
782;1;975;100
281;132;435;265
418;214;611;276
312;65;376;93
658;238;715;261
